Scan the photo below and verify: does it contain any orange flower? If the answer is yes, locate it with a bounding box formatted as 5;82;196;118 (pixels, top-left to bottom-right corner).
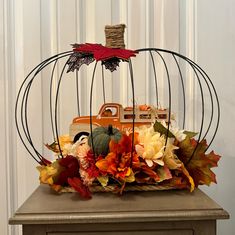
96;152;118;176
96;151;134;182
96;134;136;183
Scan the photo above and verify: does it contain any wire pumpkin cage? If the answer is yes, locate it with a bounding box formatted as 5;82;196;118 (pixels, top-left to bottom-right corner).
15;25;220;197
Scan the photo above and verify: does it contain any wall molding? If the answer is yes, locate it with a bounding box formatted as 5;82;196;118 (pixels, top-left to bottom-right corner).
180;0;198;130
1;0;20;234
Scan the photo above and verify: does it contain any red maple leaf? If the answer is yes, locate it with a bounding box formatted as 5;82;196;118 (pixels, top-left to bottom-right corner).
73;43;138;61
68;177;91;199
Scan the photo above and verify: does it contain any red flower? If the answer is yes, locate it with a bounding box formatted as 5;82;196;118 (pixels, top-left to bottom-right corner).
81;150;100;179
55;155;80;186
109;133;137;154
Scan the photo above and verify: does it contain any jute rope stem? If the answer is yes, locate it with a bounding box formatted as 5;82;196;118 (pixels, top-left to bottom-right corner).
105;24;126;49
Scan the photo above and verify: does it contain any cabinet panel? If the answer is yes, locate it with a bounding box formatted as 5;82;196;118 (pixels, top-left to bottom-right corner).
23;220;216;235
16;186;228;235
48;230;193;235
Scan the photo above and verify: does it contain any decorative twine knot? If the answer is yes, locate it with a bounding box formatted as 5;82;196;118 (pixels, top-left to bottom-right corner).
105;24;126;49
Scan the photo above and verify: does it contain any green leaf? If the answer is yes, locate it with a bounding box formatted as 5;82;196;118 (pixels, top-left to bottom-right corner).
183;131;198;138
153;121;175;138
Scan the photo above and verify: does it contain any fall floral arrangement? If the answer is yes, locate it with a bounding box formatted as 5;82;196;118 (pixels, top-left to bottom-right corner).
15;24;220;200
38;121;220;199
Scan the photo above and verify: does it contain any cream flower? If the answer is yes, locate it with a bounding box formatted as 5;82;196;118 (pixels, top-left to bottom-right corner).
135;126;166;167
62;142;78;156
135;125;181;168
170;127;186;142
161;121;186;142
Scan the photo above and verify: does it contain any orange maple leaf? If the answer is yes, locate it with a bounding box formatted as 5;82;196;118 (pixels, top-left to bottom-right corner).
177;137;220;187
159;176;189;190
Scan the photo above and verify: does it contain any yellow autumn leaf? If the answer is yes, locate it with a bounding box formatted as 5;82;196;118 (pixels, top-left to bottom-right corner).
125;169;135;183
37;165;58;185
97;176;109;187
180;164;195;192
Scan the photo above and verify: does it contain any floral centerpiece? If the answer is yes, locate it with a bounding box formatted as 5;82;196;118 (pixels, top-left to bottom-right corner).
15;24;221;200
38;120;220;199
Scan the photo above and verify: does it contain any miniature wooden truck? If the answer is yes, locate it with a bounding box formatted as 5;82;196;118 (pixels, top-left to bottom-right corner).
69;103;169;142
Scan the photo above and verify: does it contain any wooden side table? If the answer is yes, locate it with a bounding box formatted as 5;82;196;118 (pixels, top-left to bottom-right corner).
9;185;229;235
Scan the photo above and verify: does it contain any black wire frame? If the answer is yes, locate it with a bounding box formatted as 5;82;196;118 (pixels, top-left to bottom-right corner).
15;51;73;164
15;48;220;165
136;48;220;159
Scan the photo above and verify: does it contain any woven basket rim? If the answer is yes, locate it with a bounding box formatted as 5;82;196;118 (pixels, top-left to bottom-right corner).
59;183;184;193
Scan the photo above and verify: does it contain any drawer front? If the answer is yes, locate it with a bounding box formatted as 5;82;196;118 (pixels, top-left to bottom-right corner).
23;220;215;235
48;230;193;235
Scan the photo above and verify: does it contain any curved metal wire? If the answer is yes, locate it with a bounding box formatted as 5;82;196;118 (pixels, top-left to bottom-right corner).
149;51;159;106
50;59;58;141
185;57;219;150
15;51;73;164
20;56;61;160
101;64;106;104
172;54;186;129
21;79;42;162
155;50;172;148
89;61;99;154
16;57;59;164
184;62;205;165
136;48;219;140
75;69;81;117
54;57;73;158
128;59;136;164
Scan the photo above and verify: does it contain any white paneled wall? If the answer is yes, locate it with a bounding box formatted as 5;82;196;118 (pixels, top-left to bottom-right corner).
1;2;180;234
194;1;235;235
3;1;234;235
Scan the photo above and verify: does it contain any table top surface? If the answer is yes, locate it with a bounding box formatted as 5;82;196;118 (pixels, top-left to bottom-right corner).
9;185;229;225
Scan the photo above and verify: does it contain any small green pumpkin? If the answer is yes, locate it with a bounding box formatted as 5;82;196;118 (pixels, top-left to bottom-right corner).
88;125;122;156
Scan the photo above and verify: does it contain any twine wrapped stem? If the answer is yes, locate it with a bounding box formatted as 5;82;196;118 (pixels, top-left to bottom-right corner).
105;24;126;49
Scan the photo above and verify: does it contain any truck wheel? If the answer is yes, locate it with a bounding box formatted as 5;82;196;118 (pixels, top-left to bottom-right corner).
73;132;89;143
